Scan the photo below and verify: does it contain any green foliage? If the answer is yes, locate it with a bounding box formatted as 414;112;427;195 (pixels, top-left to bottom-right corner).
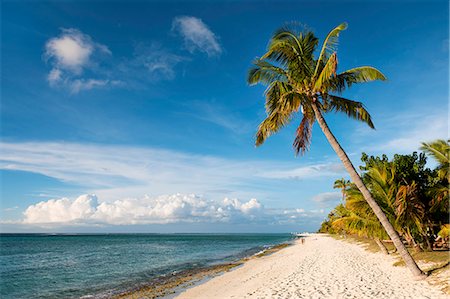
438;225;450;240
420;139;449;181
320;141;449;251
333;178;351;191
248;22;385;155
421;140;450;212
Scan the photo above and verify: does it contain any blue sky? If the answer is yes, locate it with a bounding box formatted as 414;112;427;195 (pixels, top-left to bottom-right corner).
1;0;448;233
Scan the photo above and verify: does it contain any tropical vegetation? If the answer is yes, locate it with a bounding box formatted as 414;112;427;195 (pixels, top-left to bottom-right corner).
320;139;450;256
248;22;428;277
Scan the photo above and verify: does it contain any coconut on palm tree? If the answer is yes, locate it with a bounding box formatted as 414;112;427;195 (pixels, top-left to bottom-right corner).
248;22;426;278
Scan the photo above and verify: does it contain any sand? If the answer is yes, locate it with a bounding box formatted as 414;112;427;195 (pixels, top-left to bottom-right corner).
176;234;449;299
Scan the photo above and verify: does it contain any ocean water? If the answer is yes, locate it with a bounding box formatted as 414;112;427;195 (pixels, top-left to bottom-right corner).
0;233;292;298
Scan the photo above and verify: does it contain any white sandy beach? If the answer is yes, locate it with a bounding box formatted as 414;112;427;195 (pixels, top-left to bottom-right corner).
177;234;449;299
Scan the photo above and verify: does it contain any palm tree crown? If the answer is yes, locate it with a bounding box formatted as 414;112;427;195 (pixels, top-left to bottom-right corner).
420;139;449;181
333;178;351;191
248;23;386;154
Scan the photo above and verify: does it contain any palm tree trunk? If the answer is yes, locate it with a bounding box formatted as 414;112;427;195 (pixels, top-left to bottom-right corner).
374;238;389;255
311;102;426;279
424;230;433;251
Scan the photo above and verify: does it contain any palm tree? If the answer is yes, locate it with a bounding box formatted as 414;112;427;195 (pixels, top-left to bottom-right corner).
420;139;449;181
331;209;390;254
333;178;351;202
248;22;426;278
421;140;449;212
395;182;427;250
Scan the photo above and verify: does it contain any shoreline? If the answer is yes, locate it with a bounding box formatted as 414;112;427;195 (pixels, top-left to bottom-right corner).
176;234;449;298
111;242;293;299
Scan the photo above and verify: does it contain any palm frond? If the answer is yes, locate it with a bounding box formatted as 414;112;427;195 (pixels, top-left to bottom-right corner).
333;178;351;191
313;22;348;78
248;59;288;86
255;110;293;146
314;52;337;92
329;66;386;93
426;183;449;212
264;81;300;114
262;29;318;80
420;140;449;180
324;95;375;128
256;82;304;146
293;114;314;155
332;214;387;239
395;182;425;233
421;140;450;181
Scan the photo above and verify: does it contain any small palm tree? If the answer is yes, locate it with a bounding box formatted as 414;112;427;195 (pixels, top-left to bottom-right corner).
421;140;449;211
333;178;351;202
248;22;425;277
420;139;449;181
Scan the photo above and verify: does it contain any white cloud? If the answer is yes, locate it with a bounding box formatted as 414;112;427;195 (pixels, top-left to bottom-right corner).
128;43;187;80
70;79;110;93
45;28;109;73
44;20;223;91
24;194;98;224
47;68;62;85
22;193;264;225
44;28;115;93
312;192;341;204
0;141;342;204
172;16;222;57
259;163;345;180
46;31;92;72
19;192;330;228
378;114;448;152
143;53;185;79
356;108;448;155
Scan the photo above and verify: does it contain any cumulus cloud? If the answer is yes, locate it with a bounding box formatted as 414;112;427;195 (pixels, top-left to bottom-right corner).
172;16;222;57
44;28;115;93
23;193;264;225
24;194;99;224
20;193;329;228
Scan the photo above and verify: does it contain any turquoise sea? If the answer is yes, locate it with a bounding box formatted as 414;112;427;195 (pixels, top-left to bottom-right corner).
0;233;293;298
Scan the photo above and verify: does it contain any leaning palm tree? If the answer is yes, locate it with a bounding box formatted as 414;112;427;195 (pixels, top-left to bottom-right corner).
248;22;426;278
333;178;351;202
